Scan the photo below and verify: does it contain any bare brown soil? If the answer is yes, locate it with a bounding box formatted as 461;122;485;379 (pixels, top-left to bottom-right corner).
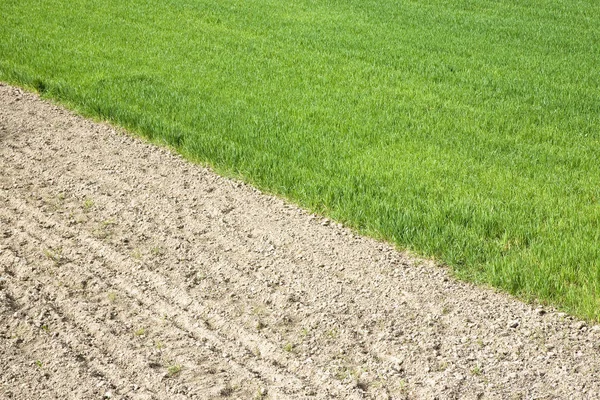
1;82;600;399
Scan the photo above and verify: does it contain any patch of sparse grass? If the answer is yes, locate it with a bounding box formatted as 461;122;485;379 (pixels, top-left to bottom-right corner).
107;292;117;302
35;360;43;368
282;342;294;353
167;364;182;377
150;246;164;256
82;198;94;212
251;305;267;317
398;378;408;393
334;364;364;382
43;247;63;266
325;329;338;340
471;365;483;376
94;220;116;239
11;322;30;341
253;388;268;400
134;328;146;336
2;0;600;319
45;193;65;211
131;249;142;260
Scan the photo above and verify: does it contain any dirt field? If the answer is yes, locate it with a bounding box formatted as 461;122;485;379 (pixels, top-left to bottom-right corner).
1;82;600;399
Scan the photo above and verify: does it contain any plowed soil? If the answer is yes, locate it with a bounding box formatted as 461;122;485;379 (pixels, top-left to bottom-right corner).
1;83;600;399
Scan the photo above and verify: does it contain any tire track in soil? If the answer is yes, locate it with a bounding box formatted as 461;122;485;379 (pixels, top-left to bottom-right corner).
1;194;308;399
1;208;274;399
2;82;600;399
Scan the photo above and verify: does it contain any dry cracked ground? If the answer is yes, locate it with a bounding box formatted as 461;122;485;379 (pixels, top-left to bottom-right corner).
1;82;600;399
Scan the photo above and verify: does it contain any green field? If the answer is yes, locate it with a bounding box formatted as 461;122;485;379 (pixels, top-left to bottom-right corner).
2;0;599;319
